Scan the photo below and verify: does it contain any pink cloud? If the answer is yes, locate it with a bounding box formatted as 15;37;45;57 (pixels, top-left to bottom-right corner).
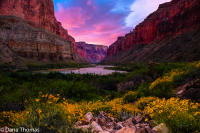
55;1;131;46
94;23;120;33
56;5;91;28
87;0;92;6
55;0;172;46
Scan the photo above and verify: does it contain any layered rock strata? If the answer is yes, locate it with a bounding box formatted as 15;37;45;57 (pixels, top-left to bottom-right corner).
105;0;200;63
76;42;108;63
0;0;80;65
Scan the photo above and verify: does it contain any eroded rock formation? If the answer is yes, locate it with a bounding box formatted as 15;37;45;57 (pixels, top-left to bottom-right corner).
0;0;81;66
76;42;108;63
105;0;200;63
0;16;74;64
0;0;75;43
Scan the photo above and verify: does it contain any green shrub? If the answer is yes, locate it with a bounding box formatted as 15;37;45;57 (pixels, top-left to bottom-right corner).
0;102;87;133
145;98;200;133
123;91;138;103
135;97;157;110
137;82;150;98
149;81;174;98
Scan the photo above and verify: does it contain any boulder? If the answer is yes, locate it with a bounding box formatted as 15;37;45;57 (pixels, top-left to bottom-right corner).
136;128;146;133
176;79;200;101
85;112;93;122
116;127;136;133
133;114;144;124
117;81;134;92
74;125;90;131
122;118;134;127
74;112;156;133
91;121;104;133
97;112;116;130
152;123;170;133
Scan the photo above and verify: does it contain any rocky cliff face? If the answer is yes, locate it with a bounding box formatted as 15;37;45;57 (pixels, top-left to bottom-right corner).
0;0;75;43
76;42;108;63
106;0;200;62
0;16;73;64
0;0;81;66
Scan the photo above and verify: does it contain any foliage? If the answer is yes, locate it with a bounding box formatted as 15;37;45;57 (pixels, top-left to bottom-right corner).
135;97;158;110
122;91;138;103
0;94;85;133
0;72;127;111
108;62;188;78
1;61;200;132
137;61;200;98
0;93;141;129
145;97;200;133
26;63;90;71
137;82;150;97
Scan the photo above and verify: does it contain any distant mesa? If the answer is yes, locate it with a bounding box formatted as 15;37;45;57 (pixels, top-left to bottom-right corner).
76;42;108;64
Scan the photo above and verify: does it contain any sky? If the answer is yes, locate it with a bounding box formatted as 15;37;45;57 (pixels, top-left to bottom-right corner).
54;0;171;46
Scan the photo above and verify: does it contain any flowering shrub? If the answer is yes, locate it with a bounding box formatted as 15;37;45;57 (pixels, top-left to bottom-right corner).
148;70;184;97
0;94;77;132
0;93;141;129
145;97;200;133
149;70;185;90
148;60;200;98
135;97;158;110
122;91;138;103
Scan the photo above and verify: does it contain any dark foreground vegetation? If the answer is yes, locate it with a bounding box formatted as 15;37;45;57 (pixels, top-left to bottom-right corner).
0;62;91;72
0;62;200;133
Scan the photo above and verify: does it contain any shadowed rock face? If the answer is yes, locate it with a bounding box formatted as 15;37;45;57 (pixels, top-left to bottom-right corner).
0;0;75;43
0;16;73;64
106;0;200;63
104;30;200;64
0;0;84;65
76;42;108;64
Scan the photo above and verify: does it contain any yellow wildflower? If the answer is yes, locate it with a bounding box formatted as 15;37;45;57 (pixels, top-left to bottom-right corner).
35;99;40;102
37;109;42;114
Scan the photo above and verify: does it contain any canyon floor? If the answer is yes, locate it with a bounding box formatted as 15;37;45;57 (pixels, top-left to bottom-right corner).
0;0;200;132
0;62;200;133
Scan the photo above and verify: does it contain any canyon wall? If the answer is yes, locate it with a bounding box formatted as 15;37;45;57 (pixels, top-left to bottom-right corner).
105;0;200;63
76;42;108;63
0;0;83;66
0;16;73;64
0;0;75;43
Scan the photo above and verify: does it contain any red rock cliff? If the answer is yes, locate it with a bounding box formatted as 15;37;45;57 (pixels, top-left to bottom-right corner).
107;0;200;56
76;42;108;63
0;0;83;66
0;0;75;48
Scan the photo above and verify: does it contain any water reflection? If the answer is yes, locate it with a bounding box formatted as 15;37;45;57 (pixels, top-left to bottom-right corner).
41;65;126;75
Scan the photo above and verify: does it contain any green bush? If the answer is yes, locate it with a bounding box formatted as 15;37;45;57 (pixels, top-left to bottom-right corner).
135;97;157;110
0;102;86;133
137;82;150;98
149;81;174;98
145;98;200;133
123;91;138;103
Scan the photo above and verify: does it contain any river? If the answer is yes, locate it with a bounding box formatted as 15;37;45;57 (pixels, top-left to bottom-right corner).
39;65;126;75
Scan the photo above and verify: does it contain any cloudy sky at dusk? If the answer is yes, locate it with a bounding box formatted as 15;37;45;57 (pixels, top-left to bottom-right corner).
54;0;170;46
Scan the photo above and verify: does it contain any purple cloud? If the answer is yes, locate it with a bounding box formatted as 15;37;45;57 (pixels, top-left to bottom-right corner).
55;0;132;46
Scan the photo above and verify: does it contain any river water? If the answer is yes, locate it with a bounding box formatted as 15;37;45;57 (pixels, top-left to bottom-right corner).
40;65;126;75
